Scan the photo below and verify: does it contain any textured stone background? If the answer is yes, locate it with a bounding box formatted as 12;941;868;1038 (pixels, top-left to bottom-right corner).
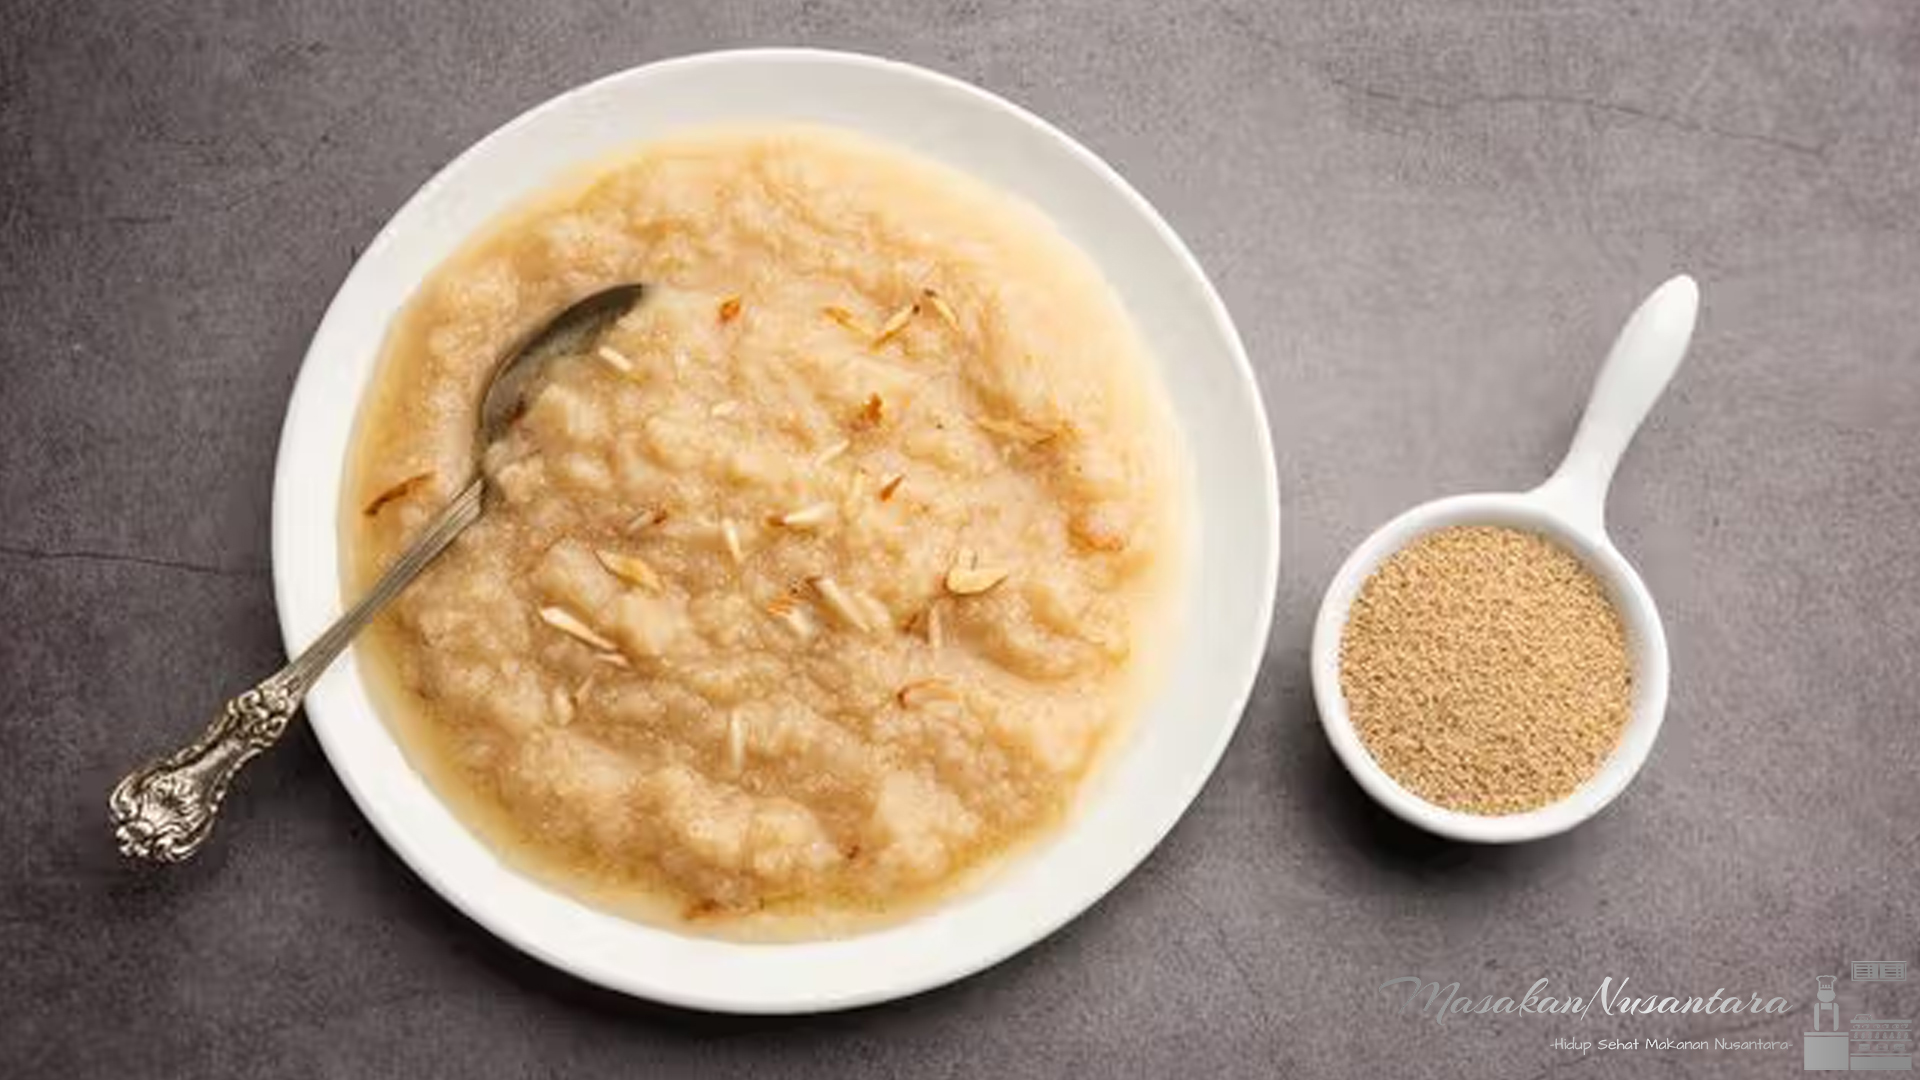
4;1;1918;1077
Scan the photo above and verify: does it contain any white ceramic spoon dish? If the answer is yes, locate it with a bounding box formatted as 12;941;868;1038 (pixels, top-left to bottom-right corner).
1310;275;1699;843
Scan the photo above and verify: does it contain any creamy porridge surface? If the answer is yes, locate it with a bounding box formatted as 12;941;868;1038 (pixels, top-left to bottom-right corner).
345;127;1187;938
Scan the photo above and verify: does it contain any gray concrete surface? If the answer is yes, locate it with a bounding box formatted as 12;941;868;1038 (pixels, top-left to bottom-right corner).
4;1;1918;1077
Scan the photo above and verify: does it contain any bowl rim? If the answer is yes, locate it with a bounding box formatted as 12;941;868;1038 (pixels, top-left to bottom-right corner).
269;47;1280;1012
1309;491;1669;843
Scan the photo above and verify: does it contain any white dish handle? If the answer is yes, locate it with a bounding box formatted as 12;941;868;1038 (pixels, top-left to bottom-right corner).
1534;274;1700;535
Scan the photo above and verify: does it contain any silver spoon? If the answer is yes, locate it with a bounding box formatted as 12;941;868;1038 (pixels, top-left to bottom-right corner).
109;283;646;863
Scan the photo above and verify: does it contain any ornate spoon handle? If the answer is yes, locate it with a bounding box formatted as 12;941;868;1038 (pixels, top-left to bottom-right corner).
109;478;484;862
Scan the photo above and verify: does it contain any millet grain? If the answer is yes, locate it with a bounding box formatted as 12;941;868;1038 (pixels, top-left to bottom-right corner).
1338;526;1632;815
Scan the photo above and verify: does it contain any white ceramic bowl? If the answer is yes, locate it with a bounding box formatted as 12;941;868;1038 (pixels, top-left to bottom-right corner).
271;49;1277;1012
1310;276;1698;844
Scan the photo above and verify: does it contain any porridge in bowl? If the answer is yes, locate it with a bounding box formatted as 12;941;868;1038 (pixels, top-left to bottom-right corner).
345;127;1188;938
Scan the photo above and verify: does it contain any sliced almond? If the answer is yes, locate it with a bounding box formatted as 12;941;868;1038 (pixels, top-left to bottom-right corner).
770;598;816;640
625;506;670;533
595;345;635;374
925;600;946;649
896;679;959;708
921;288;959;330
718;296;742;323
537;606;619;652
871;302;917;347
877;472;905;502
363;471;433;518
594;651;632;670
945;550;1009;596
773;502;836;530
946;566;1009;595
809;576;871;632
823;305;874;339
709;400;740;418
595;549;662;591
720;518;745;564
974;415;1060;446
813;439;850;467
726;714;747;774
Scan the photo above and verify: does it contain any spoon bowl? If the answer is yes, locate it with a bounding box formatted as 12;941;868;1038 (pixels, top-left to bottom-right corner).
478;283;645;448
1311;275;1699;843
108;283;645;862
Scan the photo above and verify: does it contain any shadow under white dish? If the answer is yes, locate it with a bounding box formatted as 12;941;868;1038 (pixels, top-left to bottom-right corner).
1310;275;1700;843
